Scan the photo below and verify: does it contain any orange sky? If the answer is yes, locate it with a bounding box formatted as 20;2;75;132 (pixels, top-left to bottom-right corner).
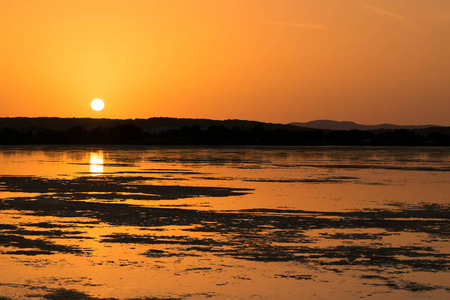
1;0;449;125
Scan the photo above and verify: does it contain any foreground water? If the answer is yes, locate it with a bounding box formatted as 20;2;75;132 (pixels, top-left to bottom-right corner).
0;146;449;299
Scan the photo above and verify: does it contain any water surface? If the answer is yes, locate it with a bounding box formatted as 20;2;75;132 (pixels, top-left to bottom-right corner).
0;146;449;299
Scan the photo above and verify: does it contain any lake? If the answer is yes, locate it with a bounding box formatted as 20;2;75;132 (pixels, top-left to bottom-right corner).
0;146;449;299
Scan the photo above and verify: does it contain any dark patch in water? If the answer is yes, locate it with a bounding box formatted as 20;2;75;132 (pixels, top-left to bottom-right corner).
43;289;95;300
0;234;85;255
30;222;74;229
361;275;449;292
0;175;252;201
5;228;85;237
101;233;223;247
5;249;54;256
275;274;313;280
319;232;389;240
296;164;450;172
142;249;197;258
38;287;181;300
0;223;17;230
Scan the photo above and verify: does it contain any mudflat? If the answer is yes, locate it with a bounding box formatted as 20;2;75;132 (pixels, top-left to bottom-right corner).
0;146;449;299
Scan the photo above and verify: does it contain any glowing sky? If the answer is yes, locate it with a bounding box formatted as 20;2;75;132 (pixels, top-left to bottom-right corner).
1;0;449;125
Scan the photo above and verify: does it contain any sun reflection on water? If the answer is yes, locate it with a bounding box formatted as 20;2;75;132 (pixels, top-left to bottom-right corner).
90;151;104;174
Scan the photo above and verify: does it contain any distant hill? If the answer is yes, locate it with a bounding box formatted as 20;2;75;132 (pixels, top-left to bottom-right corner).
0;117;303;131
3;117;442;132
289;120;439;131
1;117;449;146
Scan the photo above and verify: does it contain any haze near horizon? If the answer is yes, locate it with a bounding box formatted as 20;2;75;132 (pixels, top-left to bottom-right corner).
1;0;449;126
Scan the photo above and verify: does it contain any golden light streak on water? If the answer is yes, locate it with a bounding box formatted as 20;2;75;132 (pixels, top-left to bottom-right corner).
90;151;104;175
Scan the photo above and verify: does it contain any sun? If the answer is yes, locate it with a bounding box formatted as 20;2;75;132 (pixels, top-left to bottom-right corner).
91;99;104;111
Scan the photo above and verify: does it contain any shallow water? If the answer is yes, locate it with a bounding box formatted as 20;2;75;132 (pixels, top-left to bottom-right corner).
0;146;449;299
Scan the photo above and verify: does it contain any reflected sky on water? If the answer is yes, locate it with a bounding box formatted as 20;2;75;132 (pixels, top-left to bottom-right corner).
0;146;449;299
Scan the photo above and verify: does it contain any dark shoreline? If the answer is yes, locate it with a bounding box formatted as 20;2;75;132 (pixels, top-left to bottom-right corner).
1;117;449;146
1;125;449;146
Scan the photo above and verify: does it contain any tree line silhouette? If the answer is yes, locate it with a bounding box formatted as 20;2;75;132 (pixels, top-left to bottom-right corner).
1;123;449;146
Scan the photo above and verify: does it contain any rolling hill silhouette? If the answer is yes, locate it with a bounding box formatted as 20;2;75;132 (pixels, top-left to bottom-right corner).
0;117;449;146
0;117;301;131
290;120;438;131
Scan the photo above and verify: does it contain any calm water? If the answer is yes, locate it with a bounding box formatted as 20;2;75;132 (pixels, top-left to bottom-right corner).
0;146;449;299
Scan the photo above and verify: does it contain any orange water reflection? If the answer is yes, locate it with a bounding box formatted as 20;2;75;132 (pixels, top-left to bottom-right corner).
0;147;449;299
90;151;104;175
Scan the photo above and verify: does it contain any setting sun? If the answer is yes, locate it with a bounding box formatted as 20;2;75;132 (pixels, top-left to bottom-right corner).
0;1;449;124
91;99;104;111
